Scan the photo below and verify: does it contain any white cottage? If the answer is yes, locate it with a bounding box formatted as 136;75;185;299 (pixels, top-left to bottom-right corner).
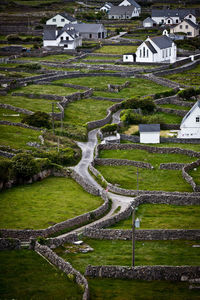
170;19;199;38
143;17;156;28
135;34;177;63
119;0;141;14
178;100;200;139
139;124;160;144
100;2;113;13
46;13;77;27
123;53;136;62
43;25;82;49
108;5;140;19
151;9;196;26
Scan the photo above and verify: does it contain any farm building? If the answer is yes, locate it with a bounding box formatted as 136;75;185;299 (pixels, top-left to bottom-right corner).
139;124;160;144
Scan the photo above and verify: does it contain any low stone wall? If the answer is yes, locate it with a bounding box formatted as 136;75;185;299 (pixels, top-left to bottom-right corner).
85;265;200;282
182;160;200;192
156;106;186;117
12;92;64;102
71;169;100;196
60;89;93;108
154;95;193;108
108;81;129;93
160;163;186;170
0;238;21;250
35;242;89;300
94;158;152;169
154;59;200;77
92;96;124;102
135;73;179;89
0;103;33;115
0;120;41;131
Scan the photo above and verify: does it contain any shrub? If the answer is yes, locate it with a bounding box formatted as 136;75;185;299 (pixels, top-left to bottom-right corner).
0;158;12;182
36;147;76;166
101;123;118;133
121;97;155;113
178;87;197;100
121;110;163;125
22;111;51;129
6;34;22;42
12;153;39;179
37;236;47;245
154;89;176;99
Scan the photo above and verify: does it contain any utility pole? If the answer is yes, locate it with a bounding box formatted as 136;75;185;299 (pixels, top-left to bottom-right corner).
132;208;135;267
137;167;139;195
52;102;55;134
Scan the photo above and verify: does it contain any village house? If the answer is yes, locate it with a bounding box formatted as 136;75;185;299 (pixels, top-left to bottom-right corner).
151;9;196;26
143;17;156;28
46;13;77;27
108;5;140;19
71;23;107;39
43;25;82;49
100;2;113;13
170;19;199;38
135;33;177;63
178;100;200;139
122;53;136;62
139;124;160;144
119;0;141;14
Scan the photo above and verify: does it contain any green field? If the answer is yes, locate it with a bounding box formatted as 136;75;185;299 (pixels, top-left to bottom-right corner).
130;142;200;152
189;165;200;185
0;250;82;300
17;54;73;62
0;177;103;229
15;84;80;96
96;165;193;192
0;107;26;122
159;104;190;111
164;64;200;87
109;204;200;229
95;45;138;55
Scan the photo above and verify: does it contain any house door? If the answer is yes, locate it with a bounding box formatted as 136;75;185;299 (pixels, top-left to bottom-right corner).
133;53;136;62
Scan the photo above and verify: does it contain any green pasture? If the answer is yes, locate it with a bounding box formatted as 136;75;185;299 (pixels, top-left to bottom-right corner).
132;142;200;152
159;104;190;111
0;250;82;300
15;84;80;96
95;45;138;55
17;54;73;62
0;107;26;122
0;177;103;229
0;70;35;78
95;165;193;192
189;166;200;185
110;204;200;229
83;55;120;61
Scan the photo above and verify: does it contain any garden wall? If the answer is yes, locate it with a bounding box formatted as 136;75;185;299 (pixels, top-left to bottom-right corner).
154;59;200;77
156;106;186;117
182;159;200;192
35;242;89;300
94;158;152;169
0;120;41;131
85;265;200;282
0;238;21;250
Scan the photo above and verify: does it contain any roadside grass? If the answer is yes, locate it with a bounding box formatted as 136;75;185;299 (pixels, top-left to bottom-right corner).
0;124;41;150
0;177;103;229
164;64;200;87
0;107;26;122
99;148;198;168
17;54;73;62
132;142;200;152
15;84;80;96
0;250;82;300
55;238;200;274
159;104;190;111
95;45;138;55
189;165;200;185
89;278;200;300
0;95;60;113
95;165;193;192
109;204;200;229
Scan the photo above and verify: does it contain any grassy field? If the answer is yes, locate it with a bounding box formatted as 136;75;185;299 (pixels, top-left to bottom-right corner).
130;142;200;152
95;45;138;55
55;238;200;274
99;148;198;168
0;250;82;300
164;64;200;87
0;95;60;113
189;165;200;185
83;55;120;61
17;54;73;62
89;278;200;300
0;177;103;229
15;84;80;96
0;124;41;150
159;104;190;111
0;70;36;78
110;204;200;229
96;165;193;192
0;107;26;122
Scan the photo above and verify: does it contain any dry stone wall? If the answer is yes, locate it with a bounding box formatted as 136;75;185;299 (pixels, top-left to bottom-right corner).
94;158;152;169
156;106;186;117
182;160;200;192
0;103;33;115
0;238;21;250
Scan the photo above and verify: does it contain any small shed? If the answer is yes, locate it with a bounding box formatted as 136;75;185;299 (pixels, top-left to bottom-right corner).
139;124;160;143
143;17;156;28
123;53;136;63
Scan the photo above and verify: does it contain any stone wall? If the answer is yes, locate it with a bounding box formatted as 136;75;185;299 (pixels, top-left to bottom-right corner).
71;169;100;196
154;59;200;77
159;163;186;170
94;158;152;169
108;81;129;93
92;96;124;102
0;238;21;250
156;106;186;117
154;95;193;108
35;242;89;300
85;265;200;282
182;160;200;192
0;103;33;115
0;120;41;131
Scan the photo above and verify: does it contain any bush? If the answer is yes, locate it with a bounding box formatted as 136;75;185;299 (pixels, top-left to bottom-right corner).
121;110;163;125
121;97;155;113
101;123;118;133
154;89;177;99
12;153;39;179
36;147;76;166
6;34;22;42
19;63;41;70
0;158;12;182
178;87;197;100
22;111;51;129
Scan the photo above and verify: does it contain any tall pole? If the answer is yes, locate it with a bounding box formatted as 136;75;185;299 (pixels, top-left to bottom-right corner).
52;102;55;135
132;208;135;267
137;167;139;195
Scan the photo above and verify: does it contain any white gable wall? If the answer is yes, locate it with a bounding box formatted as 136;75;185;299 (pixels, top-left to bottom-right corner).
123;54;134;62
184;14;196;24
178;105;200;138
46;14;77;27
152;16;180;25
135;42;155;62
140;132;160;143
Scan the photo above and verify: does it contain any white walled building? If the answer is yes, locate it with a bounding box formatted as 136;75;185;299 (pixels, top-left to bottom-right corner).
119;0;141;14
46;13;77;27
139;124;160;144
143;17;156;28
178;100;200;139
151;9;196;26
123;53;136;62
108;5;140;19
135;34;177;63
100;2;113;12
170;19;199;38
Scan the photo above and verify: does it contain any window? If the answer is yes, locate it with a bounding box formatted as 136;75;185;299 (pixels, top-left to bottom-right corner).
98;32;101;38
168;20;170;24
189;14;192;18
64;44;68;48
166;48;168;57
146;49;148;57
187;32;192;36
196;117;200;122
60;37;63;41
180;25;182;29
53;18;56;22
89;34;92;38
126;56;128;59
162;50;164;58
143;47;145;57
169;48;171;56
176;19;179;23
140;49;142;57
185;25;188;29
66;36;69;40
61;18;65;22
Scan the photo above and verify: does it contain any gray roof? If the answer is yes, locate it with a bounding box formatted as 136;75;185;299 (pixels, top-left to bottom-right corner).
109;5;135;16
123;0;141;9
143;17;155;24
43;25;57;40
139;124;160;132
152;9;196;19
65;23;106;33
59;12;77;22
183;19;199;29
145;41;157;53
181;100;200;126
150;35;173;49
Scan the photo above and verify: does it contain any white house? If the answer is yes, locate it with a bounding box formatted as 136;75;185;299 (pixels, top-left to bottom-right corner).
68;23;107;39
108;5;140;19
135;33;177;63
43;25;82;49
139;124;160;144
119;0;141;14
170;19;199;38
123;53;136;62
46;13;77;27
151;9;196;26
100;2;113;13
178;100;200;139
143;17;156;28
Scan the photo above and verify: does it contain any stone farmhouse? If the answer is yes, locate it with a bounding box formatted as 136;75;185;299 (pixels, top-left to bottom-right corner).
46;13;77;27
178;100;200;139
135;33;177;63
151;9;196;26
139;124;160;144
43;25;82;49
170;19;199;38
100;2;113;13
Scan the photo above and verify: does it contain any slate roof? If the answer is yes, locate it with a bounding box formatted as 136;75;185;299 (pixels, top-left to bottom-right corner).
43;25;57;40
123;0;141;9
139;124;160;132
181;19;199;29
143;17;155;24
145;41;157;53
152;9;196;19
181;100;200;126
109;5;135;16
65;23;106;33
150;35;173;49
59;12;77;22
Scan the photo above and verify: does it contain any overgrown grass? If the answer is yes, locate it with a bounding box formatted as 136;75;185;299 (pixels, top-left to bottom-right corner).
17;54;73;62
164;64;200;87
0;95;60;113
109;204;200;229
95;165;193;192
189;165;200;185
99;148;198;168
89;278;200;300
15;84;80;96
0;250;82;300
0;124;41;150
95;45;138;54
0;107;26;122
0;177;103;229
159;104;190;111
55;238;200;274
